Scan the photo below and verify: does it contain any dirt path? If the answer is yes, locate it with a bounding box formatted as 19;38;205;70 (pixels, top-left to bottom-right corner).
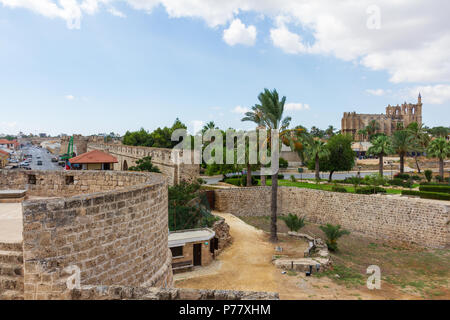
176;212;281;293
175;213;423;300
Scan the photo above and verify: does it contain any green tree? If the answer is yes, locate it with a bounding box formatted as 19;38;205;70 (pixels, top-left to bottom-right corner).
305;139;330;180
407;122;430;173
280;214;305;232
325;125;337;138
357;128;368;141
310;134;355;182
392;130;413;174
427;126;450;138
242;88;291;242
168;181;217;231
368;135;394;176
319;224;350;252
366;120;380;139
427;138;450;178
128;156;161;173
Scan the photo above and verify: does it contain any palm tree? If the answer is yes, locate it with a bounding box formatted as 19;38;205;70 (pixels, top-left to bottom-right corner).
319;224;350;252
392;130;413;174
306;139;330;180
280;214;306;232
242;88;291;242
357;128;368;141
368;135;394;176
202;121;217;134
407;122;430;173
325;125;336;138
427;138;450;178
366;120;380;139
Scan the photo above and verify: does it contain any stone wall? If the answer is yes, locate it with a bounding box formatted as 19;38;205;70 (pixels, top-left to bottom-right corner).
1;170;156;197
212;218;232;253
0;170;173;300
70;285;279;300
214;187;449;248
87;142;199;185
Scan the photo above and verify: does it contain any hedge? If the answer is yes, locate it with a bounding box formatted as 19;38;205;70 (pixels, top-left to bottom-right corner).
419;185;450;194
331;185;347;193
388;178;413;188
402;190;450;201
355;186;386;194
394;173;410;180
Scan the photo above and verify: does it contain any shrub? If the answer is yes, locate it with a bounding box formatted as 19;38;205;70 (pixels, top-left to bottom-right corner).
394;173;410;180
355;186;387;194
435;175;443;182
331;185;347;193
223;178;242;186
424;170;433;182
280;214;306;232
290;175;296;182
411;175;421;181
419;185;450;194
168;181;218;230
279;157;289;169
402;190;450;201
240;175;257;187
388;179;413;188
319;224;350;252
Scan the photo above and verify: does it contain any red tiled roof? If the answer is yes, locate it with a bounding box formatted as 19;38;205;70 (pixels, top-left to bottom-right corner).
0;149;9;156
0;139;17;145
69;149;118;164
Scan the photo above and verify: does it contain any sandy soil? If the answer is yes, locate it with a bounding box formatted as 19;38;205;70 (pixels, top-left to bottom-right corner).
175;213;425;299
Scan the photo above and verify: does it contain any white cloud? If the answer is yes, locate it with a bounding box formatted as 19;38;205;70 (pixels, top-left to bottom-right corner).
223;19;256;46
407;85;450;104
65;94;75;100
2;0;450;83
191;120;204;134
270;24;308;54
366;89;385;96
108;6;126;18
231;105;250;114
285;103;310;111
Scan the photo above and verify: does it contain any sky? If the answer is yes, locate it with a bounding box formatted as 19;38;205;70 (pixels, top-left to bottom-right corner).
0;0;449;136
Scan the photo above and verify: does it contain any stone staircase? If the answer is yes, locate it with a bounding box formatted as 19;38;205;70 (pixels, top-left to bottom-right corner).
0;242;24;300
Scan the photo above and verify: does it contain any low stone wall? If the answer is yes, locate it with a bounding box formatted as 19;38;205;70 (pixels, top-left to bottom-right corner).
0;170;155;197
0;170;173;300
214;187;449;248
70;285;279;300
212;218;232;253
87;142;200;185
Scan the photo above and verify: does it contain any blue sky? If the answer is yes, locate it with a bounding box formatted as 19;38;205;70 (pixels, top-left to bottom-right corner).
0;1;449;136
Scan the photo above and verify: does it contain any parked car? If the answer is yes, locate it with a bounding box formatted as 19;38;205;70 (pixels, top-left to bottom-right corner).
51;157;58;162
37;160;43;166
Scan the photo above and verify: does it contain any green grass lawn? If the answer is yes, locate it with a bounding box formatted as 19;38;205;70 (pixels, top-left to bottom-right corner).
256;179;403;194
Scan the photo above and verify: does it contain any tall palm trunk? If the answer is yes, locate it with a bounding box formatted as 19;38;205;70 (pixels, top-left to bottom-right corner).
399;153;405;173
439;158;444;178
246;163;252;187
270;173;278;242
414;154;421;173
379;154;384;176
261;175;266;186
315;155;320;180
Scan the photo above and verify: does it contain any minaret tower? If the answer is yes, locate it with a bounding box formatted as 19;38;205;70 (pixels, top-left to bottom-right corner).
416;93;423;125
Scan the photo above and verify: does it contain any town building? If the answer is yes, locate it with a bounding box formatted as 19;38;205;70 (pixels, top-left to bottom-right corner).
0;139;19;150
168;228;217;273
341;94;423;141
69;149;118;170
0;150;9;168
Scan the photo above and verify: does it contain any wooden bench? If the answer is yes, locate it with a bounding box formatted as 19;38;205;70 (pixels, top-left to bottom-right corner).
172;260;194;271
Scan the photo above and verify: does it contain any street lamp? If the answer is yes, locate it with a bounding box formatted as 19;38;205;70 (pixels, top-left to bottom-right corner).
390;163;393;180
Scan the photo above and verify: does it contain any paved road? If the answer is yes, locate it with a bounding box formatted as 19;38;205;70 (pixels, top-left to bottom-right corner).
202;170;396;184
20;146;62;171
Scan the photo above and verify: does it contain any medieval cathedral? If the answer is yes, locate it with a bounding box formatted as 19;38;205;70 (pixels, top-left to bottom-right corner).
341;94;423;141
